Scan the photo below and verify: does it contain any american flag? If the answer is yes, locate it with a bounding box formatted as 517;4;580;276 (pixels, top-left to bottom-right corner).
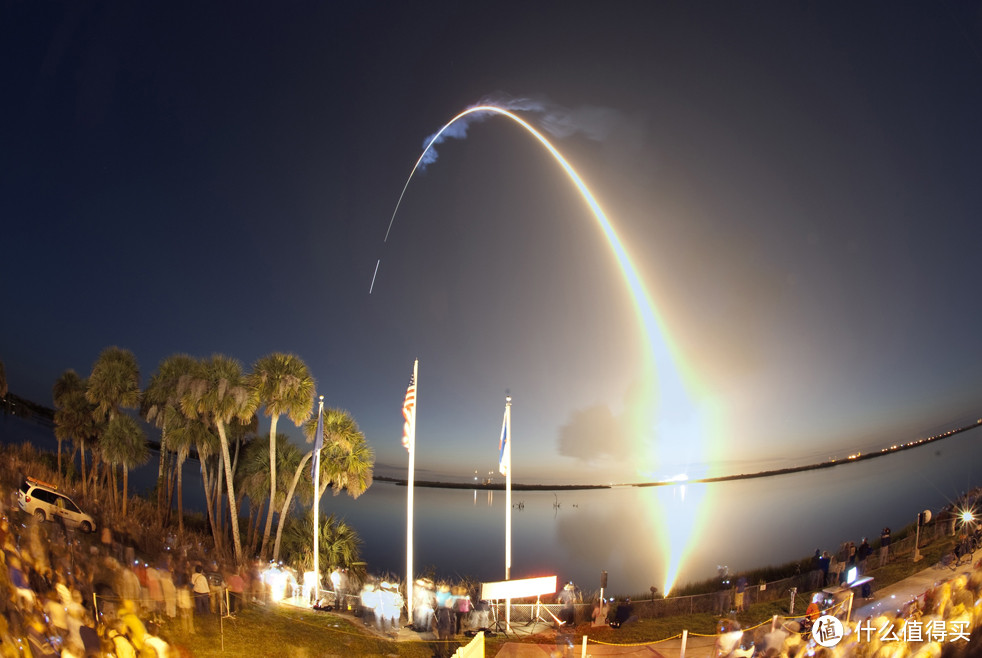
401;372;416;451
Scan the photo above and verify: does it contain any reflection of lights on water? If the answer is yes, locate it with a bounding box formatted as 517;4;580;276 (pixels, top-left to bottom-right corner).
651;481;710;595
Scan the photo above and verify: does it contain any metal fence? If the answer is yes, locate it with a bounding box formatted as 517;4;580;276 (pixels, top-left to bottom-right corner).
491;519;952;624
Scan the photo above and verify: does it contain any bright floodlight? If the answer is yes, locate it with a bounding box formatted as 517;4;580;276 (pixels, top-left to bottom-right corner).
962;510;975;523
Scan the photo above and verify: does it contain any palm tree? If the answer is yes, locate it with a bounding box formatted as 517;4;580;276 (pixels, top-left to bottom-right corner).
162;407;196;535
101;414;149;516
143;354;197;517
53;369;86;480
53;382;100;491
86;347;140;422
272;407;374;562
280;512;363;575
237;433;301;556
250;353;315;559
179;355;257;565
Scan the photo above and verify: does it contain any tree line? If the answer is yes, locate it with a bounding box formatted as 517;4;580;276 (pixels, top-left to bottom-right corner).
39;348;373;567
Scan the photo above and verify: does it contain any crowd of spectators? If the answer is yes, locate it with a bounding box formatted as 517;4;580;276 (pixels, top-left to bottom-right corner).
0;482;271;657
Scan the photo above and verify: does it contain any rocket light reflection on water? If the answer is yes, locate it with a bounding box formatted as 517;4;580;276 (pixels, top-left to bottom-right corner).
381;104;719;594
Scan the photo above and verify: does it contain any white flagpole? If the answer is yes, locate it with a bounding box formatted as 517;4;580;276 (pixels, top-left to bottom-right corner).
406;359;418;625
313;395;324;605
504;394;512;631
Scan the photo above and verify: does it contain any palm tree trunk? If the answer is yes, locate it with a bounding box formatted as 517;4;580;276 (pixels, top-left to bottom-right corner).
216;420;244;564
80;445;88;497
57;437;63;483
176;453;185;536
122;464;129;516
261;414;280;559
273;451;312;562
201;459;221;554
216;452;225;537
156;428;168;518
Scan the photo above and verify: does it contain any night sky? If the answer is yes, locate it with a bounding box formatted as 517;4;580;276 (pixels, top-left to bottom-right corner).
2;3;981;484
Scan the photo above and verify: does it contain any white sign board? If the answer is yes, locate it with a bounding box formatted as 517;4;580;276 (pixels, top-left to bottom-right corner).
480;575;557;600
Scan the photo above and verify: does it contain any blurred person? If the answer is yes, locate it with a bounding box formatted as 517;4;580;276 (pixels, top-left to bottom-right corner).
43;590;68;641
558;582;576;626
360;583;376;628
473;599;490;630
612;597;636;627
145;563;162;618
857;537;871;572
190;565;209;615
880;527;891;561
734;576;748;612
412;578;435;631
118;599;146;652
25;615;58;657
160;567;176;619
177;582;194;634
453;586;471;633
330;567;341;601
226;567;245;614
384;583;404;633
591;598;609;627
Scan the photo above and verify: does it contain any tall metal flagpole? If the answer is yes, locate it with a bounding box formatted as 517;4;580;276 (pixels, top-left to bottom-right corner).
503;395;513;630
313;395;324;605
405;360;418;624
505;395;512;578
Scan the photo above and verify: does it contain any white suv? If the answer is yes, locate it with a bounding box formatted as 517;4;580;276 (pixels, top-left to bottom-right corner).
17;477;96;533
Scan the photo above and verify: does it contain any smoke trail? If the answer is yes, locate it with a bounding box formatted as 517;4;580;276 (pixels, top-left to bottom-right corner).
418;94;622;171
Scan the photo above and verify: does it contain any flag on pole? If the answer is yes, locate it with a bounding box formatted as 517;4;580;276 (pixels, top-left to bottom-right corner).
312;399;324;478
402;371;416;451
498;408;509;476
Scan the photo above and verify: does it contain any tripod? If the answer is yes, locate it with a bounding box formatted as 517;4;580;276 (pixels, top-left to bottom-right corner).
489;600;510;634
525;596;556;632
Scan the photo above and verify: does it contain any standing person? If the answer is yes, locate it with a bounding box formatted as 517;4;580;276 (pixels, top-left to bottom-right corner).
454;586;471;634
715;567;731;615
880;527;891;562
191;565;210;615
818;552;831;587
734;576;748;612
360;583;376;628
591;598;609;627
226;567;245;614
857;538;871;573
559;582;577;626
329;568;342;608
145;564;162;619
160;566;176;621
413;578;435;632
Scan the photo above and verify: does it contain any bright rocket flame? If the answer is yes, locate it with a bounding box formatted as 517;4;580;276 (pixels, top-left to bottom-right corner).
387;104;716;595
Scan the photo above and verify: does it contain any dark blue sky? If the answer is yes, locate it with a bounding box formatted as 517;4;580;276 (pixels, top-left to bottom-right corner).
2;2;981;483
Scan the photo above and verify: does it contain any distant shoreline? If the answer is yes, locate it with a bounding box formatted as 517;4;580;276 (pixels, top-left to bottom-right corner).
380;418;982;490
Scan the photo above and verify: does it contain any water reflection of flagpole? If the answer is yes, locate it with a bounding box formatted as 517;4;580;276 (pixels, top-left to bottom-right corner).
402;360;418;623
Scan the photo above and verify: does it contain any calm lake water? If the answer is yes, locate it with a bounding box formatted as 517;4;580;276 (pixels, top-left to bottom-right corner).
3;413;980;596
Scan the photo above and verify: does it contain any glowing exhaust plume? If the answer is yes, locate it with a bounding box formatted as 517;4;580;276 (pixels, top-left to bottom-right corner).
382;104;715;594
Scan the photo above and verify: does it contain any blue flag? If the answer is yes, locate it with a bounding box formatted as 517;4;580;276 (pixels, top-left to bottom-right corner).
498;408;509;476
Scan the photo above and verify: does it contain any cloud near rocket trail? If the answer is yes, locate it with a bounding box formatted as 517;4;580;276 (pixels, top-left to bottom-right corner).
418;94;624;170
557;403;633;463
